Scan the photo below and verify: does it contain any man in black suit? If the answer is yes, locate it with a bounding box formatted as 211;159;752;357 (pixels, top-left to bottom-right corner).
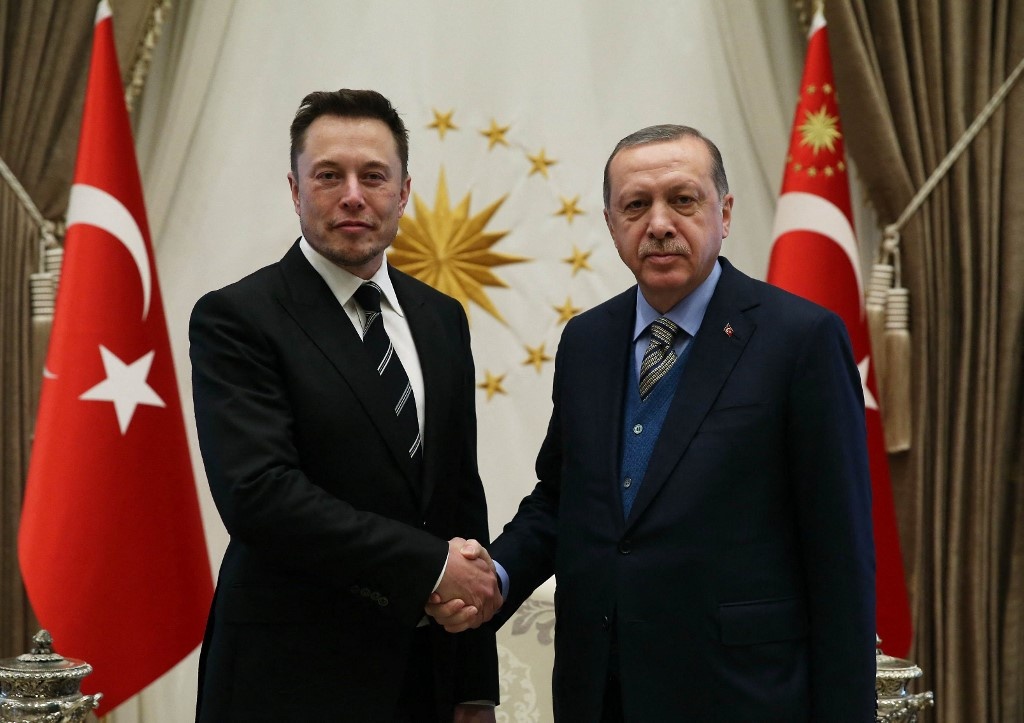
430;125;876;721
190;89;500;722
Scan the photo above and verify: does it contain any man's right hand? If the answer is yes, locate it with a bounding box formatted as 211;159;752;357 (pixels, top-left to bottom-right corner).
428;538;501;632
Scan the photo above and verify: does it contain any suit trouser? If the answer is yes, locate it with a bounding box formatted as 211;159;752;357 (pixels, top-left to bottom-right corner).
395;626;438;723
601;622;625;722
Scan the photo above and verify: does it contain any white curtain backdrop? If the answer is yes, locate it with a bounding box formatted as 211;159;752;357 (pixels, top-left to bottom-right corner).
116;1;806;719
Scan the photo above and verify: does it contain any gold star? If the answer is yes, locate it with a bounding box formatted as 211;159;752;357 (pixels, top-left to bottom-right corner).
523;343;553;373
428;109;458;140
798;105;841;155
563;245;592;275
478;370;507;400
806;84;817;95
822;83;834;94
527;148;557;178
837;160;846;172
793;162;803;171
807;166;818;177
480;119;510;150
824;166;835;177
390;169;527;323
555;196;585;223
553;297;581;324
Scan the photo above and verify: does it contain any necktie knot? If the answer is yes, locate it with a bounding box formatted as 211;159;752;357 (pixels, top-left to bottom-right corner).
649;316;680;348
354;282;383;314
638;317;682;400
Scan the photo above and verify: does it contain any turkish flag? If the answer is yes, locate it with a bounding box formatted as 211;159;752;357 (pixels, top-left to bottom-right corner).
18;1;213;713
767;11;912;656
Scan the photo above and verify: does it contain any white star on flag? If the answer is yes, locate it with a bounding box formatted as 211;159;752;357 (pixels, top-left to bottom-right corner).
79;345;166;434
858;356;878;411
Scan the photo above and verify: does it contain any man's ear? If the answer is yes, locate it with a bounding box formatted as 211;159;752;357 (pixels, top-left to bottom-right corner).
287;171;301;215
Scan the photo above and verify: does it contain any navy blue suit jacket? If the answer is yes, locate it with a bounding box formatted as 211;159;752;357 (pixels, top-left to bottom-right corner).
491;257;876;721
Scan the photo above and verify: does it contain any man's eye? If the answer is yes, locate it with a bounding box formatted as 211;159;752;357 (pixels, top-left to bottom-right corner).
675;195;694;205
317;171;338;181
624;200;645;210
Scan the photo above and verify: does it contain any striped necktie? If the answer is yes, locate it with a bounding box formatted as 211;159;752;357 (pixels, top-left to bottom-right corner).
638;316;681;400
354;282;423;467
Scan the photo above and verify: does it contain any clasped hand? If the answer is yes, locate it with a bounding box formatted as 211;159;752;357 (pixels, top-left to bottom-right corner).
426;538;501;633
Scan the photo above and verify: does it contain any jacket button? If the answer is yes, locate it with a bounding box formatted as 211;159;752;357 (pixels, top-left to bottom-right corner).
602;615;611;630
378;597;389;607
618;539;631;554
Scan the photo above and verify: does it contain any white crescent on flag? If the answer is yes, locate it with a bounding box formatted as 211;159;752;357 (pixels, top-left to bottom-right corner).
771;190;863;303
66;182;152;320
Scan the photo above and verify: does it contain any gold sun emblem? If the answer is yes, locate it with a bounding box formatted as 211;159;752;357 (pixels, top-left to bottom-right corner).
798;104;841;155
389;169;527;323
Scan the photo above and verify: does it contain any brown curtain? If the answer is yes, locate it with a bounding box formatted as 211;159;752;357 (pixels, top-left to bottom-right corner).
826;1;1024;721
0;0;156;658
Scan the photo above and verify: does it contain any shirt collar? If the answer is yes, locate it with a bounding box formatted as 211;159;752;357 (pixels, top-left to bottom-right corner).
299;237;406;316
632;258;722;342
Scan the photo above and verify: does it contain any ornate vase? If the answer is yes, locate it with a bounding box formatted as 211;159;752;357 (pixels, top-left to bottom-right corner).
0;630;101;723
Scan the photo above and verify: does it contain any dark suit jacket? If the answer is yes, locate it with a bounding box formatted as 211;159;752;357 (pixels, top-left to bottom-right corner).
190;241;497;721
491;258;876;721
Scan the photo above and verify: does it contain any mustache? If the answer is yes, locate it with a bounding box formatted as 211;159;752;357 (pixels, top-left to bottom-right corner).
638;239;691;257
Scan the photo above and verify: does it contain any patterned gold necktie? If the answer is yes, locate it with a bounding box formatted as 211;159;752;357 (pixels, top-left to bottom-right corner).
638;316;681;400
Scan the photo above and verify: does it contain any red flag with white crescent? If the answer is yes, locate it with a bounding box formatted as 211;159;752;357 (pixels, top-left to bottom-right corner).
18;0;213;712
767;10;913;656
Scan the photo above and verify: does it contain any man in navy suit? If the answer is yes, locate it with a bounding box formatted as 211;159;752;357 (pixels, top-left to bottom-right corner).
191;89;500;722
430;125;876;721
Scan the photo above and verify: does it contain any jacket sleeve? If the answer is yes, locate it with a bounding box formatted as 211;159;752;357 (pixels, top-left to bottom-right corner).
788;311;877;719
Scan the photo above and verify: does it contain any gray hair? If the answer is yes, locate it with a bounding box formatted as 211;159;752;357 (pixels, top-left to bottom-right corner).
602;124;729;208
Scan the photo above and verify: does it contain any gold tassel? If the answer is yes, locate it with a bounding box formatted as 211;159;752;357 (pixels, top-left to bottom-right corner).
882;282;912;453
865;260;893;385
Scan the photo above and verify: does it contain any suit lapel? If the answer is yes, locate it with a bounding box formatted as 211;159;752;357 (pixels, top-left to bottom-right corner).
274;243;423;496
391;268;450;513
592;289;637;529
625;259;760;527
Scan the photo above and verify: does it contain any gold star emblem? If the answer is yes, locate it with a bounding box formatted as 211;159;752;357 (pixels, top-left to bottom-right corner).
798;105;841;155
824;166;835;177
527;148;557;178
822;83;833;94
806;84;817;94
837;160;846;172
390;169;527;323
555;196;584;223
478;370;507;400
553;297;581;324
428;109;458;140
523;343;553;373
480;119;510;150
563;245;592;275
807;166;818;177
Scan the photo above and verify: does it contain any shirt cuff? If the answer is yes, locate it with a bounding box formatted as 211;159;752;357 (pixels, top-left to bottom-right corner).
431;548;449;594
493;559;509;602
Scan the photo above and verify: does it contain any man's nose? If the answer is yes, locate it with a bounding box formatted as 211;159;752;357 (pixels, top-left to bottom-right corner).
338;177;366;209
646;201;675;239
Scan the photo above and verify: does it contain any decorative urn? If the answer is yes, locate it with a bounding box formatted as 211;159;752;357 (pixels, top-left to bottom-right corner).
875;636;935;723
0;630;101;723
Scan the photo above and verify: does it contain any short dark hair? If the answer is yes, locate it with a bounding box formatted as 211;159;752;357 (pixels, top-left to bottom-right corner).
602;124;729;208
289;89;409;177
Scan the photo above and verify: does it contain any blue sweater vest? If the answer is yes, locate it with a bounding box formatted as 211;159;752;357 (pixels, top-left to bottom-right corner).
619;342;693;518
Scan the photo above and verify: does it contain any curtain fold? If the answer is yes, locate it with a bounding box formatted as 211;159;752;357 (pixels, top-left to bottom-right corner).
827;1;1024;720
0;0;158;659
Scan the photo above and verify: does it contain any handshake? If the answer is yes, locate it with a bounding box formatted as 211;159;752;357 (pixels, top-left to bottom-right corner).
426;537;502;633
